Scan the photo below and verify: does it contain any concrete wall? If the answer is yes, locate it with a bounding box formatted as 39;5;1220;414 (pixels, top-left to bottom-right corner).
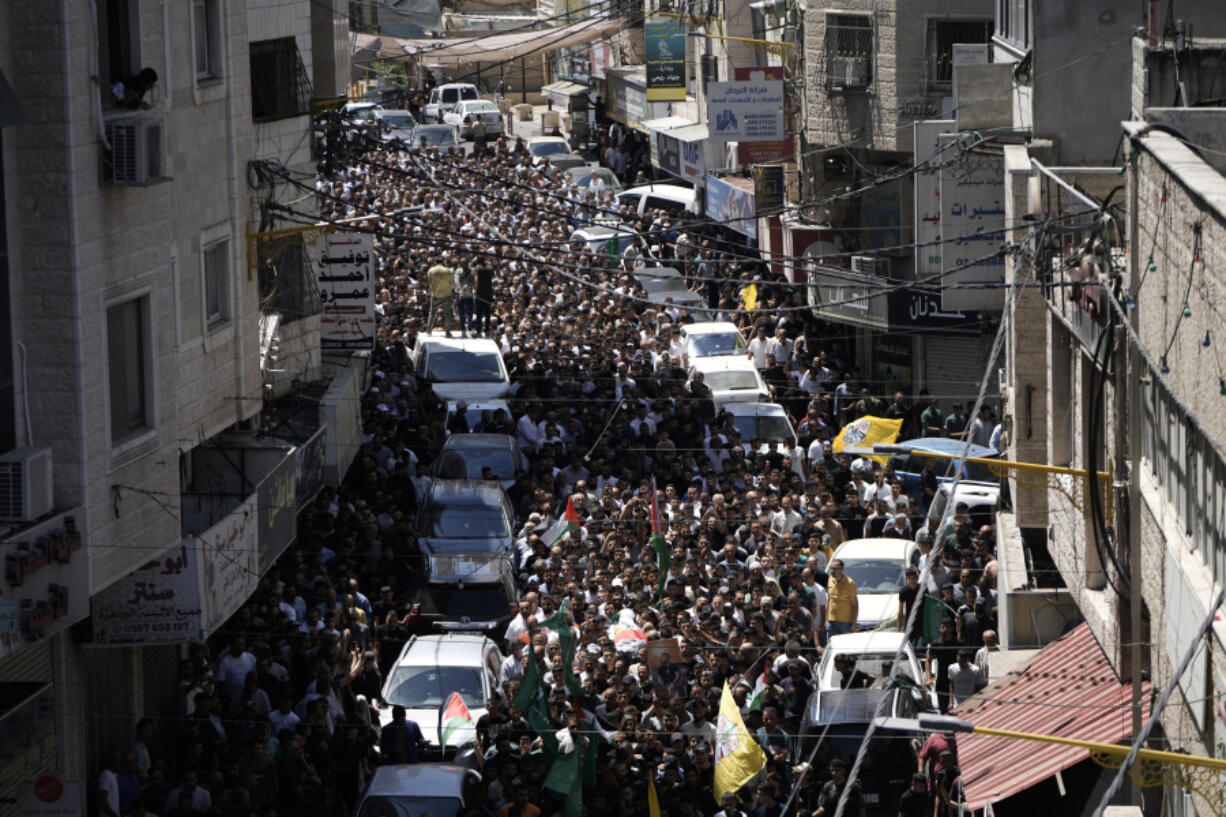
803;0;991;155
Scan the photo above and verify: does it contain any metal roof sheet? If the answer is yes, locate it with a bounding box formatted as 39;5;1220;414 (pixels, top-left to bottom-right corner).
957;623;1152;810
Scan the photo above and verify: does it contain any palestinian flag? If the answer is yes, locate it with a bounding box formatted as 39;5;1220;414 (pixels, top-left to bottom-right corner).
739;660;768;712
440;692;475;748
649;477;669;601
543;495;581;547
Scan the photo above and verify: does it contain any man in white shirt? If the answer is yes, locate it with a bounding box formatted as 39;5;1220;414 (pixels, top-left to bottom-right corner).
797;357;832;395
769;496;803;539
516;405;546;453
216;636;257;699
747;325;771;370
99;751;122;817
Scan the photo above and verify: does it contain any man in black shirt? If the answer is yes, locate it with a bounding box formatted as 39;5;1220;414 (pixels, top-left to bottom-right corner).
898;773;934;817
896;567;924;646
834;654;875;689
814;757;865;817
474;260;494;336
926;618;964;713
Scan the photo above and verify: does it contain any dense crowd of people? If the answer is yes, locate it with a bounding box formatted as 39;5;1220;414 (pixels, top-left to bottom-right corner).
99;122;1002;817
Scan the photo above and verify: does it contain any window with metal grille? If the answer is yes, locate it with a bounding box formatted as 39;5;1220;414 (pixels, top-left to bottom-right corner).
250;38;313;122
927;20;992;89
824;13;873;89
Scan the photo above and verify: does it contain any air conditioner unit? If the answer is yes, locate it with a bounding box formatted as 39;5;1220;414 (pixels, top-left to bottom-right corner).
828;56;870;89
850;255;890;277
104;117;166;185
0;447;54;522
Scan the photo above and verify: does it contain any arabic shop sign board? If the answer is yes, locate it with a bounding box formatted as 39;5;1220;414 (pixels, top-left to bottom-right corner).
645;18;686;102
733;67;793;163
295;426;328;510
201;496;259;634
914;120;954;280
316;233;376;351
257;451;299;576
18;775;82;817
939;145;1006;311
805;262;888;330
0;510;89;661
0;684;57;813
706;81;785;142
91;543;204;644
887;289;976;331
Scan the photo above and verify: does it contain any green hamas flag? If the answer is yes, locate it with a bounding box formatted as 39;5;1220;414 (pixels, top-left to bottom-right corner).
544;738;582;817
922;595;949;644
511;650;557;759
540;608;582;696
650;476;669;602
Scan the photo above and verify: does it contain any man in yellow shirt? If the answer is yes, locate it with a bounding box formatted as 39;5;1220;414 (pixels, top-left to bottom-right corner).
426;257;455;336
826;558;859;641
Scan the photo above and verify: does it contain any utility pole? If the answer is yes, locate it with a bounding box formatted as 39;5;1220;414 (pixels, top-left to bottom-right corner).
1124;137;1144;810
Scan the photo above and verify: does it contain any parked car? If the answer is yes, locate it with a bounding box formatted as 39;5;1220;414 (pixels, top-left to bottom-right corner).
443;99;504;138
429;433;529;490
678;321;748;367
526;135;572;159
407;336;510;401
615;182;700;219
829;537;920;632
564;165;623;192
424;83;480;122
688;357;769;405
569;224;648;264
799;632;936;813
373;108;417;142
542;152;588;175
355;764;485;817
410;124;461;148
416;479;516;581
378;633;503;752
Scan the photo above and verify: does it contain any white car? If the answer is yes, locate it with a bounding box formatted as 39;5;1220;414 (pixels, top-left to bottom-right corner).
689;357;769;405
719;402;804;467
443;100;504;139
424;83;480;122
407;335;510;401
379;634;503;751
355;764;484;817
678;321;747;367
526;135;572;159
803;631;938;726
829;537;920;632
615;182;700;219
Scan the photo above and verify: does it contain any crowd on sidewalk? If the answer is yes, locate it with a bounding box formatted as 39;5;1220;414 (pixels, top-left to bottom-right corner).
98;131;1000;817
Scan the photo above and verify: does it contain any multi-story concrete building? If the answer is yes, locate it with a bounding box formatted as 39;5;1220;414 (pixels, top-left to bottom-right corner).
0;0;350;806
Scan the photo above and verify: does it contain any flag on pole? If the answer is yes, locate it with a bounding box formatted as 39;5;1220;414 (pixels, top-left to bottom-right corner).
738;659;769;712
713;681;767;802
511;651;558;759
922;594;953;644
543;733;582;817
543;494;581;547
831;415;905;464
540;608;582;695
439;692;475;749
649;477;669;601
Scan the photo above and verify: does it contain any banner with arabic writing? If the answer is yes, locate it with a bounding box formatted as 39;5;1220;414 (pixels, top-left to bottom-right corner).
938;149;1006;311
316;233;377;350
92;542;205;645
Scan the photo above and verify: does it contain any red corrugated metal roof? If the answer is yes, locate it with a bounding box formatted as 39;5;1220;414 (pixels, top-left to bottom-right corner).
957;623;1152;810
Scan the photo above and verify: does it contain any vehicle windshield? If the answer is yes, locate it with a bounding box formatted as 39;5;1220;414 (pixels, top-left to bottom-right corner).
572;170;616;188
442;88;459;103
530;141;569;157
357;795;462;817
731;415;794;444
687;333;746;357
704;370;760;392
430;587;512;619
384;665;485;708
382;113;414;128
423;506;510;540
415;128;457;146
466;102;497;113
840;558;908;593
426;351;504;382
433;448;517;480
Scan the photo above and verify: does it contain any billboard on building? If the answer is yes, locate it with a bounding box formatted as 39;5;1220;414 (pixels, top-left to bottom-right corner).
938;148;1005;311
706;80;785;142
734;67;793;163
92;542;205;644
705;175;757;240
316;232;377;350
645;18;686;101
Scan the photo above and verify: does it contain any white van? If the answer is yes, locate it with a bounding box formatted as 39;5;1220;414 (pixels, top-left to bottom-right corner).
407;335;510;401
424;83;480;122
615;183;700;219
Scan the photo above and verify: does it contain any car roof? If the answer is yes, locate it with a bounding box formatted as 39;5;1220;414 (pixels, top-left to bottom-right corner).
414;124;455;131
722;402;788;418
426;479;508;504
690;356;758;374
567;165;614;176
683;321;742;337
832;537;916;561
365;763;471;798
458;99;497;108
825;630;909;654
395;634;495;669
377;108;413;116
618;183;695;201
528;135;569;144
438;82;477;89
441;433;516;450
419;335;502;354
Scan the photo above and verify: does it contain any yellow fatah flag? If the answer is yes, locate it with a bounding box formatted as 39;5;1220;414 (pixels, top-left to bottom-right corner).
740;283;758;312
713;681;767;803
832;415;904;465
647;775;661;817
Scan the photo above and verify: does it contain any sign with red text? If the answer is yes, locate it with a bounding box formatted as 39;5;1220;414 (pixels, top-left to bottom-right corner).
0;510;89;660
316;233;376;350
